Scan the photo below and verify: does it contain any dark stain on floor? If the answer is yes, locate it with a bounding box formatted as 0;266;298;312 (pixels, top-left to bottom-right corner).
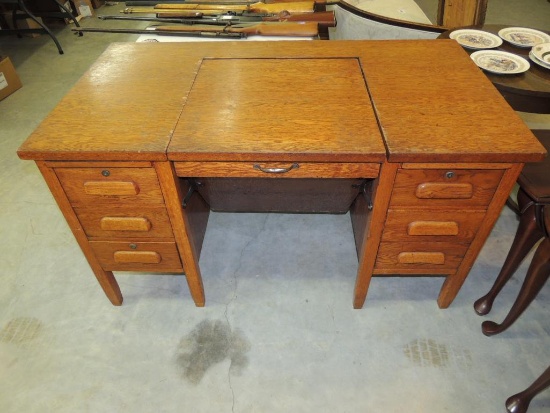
176;319;250;384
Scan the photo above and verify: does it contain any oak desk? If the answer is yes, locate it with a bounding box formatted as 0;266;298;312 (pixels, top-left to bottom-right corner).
17;40;546;309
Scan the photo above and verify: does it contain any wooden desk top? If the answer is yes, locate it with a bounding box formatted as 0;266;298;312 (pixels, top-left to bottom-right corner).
18;40;546;163
168;57;385;162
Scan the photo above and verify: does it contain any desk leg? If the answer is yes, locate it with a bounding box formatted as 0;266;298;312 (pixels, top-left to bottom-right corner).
353;162;398;309
437;164;523;308
36;161;123;305
155;162;206;307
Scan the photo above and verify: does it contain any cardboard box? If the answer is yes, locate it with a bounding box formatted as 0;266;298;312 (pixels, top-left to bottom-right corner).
1;12;43;37
71;0;95;17
0;56;22;101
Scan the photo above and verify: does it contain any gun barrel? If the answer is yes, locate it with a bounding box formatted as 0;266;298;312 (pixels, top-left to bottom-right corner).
155;21;318;36
71;27;246;38
101;10;334;26
72;21;318;37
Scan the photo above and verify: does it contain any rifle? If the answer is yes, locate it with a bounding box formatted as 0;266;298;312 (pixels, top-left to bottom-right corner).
99;10;336;27
122;1;315;14
71;21;319;38
124;0;332;4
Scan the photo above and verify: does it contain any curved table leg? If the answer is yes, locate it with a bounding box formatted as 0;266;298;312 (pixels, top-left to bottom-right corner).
506;365;550;413
51;0;83;35
474;189;544;316
482;236;550;336
17;0;65;54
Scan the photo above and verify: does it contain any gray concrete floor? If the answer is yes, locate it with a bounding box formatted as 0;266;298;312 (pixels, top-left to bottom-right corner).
1;5;549;412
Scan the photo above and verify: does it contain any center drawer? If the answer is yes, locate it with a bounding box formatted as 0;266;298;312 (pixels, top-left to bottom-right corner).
174;161;380;178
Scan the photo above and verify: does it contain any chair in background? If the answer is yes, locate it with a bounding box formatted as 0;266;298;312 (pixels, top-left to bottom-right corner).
473;130;550;334
505;365;550;413
473;129;550;412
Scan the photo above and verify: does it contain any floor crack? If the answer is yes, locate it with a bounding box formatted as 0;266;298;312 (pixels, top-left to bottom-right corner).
224;214;269;413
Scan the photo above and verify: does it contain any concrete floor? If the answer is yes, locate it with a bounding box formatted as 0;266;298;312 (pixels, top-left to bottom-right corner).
1;5;549;412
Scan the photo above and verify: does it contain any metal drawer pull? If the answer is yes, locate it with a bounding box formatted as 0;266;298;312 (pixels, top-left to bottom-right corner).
253;163;299;174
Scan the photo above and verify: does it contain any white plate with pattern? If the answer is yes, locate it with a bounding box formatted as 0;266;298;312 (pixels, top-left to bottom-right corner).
498;27;550;48
449;29;502;50
530;43;550;69
470;50;530;74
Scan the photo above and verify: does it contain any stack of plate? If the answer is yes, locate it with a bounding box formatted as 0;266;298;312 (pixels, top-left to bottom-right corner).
497;27;550;70
530;43;550;70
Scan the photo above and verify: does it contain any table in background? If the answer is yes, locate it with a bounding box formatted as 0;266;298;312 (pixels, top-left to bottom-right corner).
439;25;550;113
0;0;80;54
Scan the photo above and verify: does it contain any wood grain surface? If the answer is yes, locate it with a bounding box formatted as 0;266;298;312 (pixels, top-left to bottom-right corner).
18;41;546;164
169;57;384;162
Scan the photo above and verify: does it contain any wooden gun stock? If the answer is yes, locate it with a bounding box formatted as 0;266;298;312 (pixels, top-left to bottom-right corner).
156;21;319;36
265;0;328;3
263;10;335;26
154;1;315;13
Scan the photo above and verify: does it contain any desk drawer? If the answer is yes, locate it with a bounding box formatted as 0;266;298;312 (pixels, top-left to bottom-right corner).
174;161;380;178
74;206;174;238
55;167;165;206
90;241;183;272
389;169;503;208
374;242;468;273
381;209;485;243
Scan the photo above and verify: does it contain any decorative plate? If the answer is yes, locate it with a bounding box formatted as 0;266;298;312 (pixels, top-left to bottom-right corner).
470;50;530;74
498;27;550;48
449;29;503;49
530;42;550;68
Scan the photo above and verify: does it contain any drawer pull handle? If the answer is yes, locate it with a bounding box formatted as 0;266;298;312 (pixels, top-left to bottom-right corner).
415;183;473;199
407;221;459;236
398;252;445;265
253;163;299;174
113;251;161;264
100;217;152;232
84;181;140;196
